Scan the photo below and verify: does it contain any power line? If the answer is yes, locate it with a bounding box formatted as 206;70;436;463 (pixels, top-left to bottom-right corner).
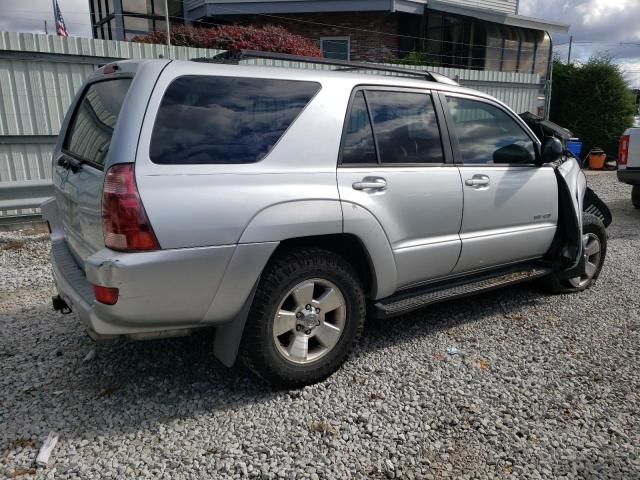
556;41;640;47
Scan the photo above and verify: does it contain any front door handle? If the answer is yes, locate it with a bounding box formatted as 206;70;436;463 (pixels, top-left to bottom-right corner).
465;175;490;188
352;177;387;191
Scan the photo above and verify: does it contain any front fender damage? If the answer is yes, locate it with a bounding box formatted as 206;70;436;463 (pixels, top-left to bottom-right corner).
546;157;586;275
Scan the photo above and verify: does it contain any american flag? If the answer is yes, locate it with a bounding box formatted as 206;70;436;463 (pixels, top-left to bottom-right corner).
53;0;69;37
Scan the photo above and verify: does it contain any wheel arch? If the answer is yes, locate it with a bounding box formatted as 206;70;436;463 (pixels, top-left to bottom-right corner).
238;199;397;299
212;232;391;368
273;233;377;298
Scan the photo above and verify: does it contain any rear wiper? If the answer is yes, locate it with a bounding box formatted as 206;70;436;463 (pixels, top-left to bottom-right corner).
57;156;85;173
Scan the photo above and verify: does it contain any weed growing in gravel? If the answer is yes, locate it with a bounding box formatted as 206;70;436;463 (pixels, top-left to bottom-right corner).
4;438;35;451
306;420;338;437
8;466;37;478
0;239;26;250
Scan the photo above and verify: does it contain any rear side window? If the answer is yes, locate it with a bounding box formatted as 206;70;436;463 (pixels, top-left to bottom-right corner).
64;79;132;167
367;91;444;164
150;76;320;164
341;89;445;165
341;91;377;164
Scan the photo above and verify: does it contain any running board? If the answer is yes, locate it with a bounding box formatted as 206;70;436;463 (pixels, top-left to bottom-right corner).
372;265;551;319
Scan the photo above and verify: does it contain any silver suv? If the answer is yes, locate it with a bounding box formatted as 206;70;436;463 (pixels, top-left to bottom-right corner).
43;53;610;387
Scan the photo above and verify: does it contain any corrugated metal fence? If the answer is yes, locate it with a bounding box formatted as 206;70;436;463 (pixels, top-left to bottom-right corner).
0;31;545;217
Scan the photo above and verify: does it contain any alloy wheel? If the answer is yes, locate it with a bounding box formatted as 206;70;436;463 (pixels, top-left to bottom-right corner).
272;278;346;364
568;233;602;288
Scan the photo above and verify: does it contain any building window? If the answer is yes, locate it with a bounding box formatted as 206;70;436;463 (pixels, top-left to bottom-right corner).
90;0;182;40
123;0;149;14
321;37;350;61
423;11;550;77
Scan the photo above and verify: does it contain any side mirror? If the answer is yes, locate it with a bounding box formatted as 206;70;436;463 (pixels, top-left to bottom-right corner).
493;144;535;164
540;137;563;164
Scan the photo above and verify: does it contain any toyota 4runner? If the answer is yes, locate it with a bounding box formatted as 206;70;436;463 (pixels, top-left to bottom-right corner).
42;52;611;387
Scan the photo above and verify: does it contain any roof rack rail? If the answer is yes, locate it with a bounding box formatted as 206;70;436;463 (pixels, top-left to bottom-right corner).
191;49;459;86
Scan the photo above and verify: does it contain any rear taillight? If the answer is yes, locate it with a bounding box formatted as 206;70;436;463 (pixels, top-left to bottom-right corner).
93;285;119;305
102;163;159;251
619;134;630;166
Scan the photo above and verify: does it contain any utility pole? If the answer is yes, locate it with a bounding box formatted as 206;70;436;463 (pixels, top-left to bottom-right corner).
567;35;573;64
44;20;48;34
164;0;171;48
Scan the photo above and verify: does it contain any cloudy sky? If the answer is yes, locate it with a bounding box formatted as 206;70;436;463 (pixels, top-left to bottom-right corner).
0;0;639;86
520;0;640;86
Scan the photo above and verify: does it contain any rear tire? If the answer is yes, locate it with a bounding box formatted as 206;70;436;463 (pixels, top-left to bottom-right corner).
632;186;640;209
239;248;365;388
540;213;607;294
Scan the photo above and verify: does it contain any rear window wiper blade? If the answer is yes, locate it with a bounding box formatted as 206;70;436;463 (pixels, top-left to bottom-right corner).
57;155;86;173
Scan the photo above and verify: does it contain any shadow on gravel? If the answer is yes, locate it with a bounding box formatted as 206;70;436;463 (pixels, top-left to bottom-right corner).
362;282;542;351
2;280;543;443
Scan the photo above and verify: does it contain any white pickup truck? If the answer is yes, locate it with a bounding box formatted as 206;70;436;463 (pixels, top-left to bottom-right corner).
618;127;640;208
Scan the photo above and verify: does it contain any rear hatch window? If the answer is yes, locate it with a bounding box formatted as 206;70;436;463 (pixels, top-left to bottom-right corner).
55;78;132;264
64;78;132;167
149;76;320;164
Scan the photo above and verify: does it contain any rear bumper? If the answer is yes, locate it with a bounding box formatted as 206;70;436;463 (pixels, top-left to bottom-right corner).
617;168;640;185
42;197;279;339
50;238;239;337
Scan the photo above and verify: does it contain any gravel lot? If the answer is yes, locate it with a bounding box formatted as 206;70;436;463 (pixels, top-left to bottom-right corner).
1;171;639;479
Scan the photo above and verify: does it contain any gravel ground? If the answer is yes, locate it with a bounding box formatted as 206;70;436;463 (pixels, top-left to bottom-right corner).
1;171;639;479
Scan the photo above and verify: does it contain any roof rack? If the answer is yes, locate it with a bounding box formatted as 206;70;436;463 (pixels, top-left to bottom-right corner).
191;49;459;86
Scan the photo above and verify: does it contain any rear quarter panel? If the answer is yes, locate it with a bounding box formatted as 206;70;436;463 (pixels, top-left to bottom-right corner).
134;62;352;249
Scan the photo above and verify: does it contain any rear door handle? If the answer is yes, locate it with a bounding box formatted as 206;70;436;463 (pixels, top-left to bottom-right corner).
465;175;490;188
352;177;387;191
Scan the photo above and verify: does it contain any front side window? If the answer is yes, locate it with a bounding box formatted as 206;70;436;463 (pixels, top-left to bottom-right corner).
150;76;320;164
64;79;132;166
366;91;445;164
446;96;536;165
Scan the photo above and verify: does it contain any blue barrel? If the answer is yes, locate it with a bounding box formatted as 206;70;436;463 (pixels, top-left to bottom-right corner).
566;138;582;157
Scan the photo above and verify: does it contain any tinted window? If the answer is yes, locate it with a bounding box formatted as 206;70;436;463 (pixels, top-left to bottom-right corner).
64;79;132;166
341;91;377;164
446;97;536;164
150;76;320;164
366;91;444;164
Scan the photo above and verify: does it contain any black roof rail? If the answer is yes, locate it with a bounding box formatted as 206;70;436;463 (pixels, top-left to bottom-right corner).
191;49;459;86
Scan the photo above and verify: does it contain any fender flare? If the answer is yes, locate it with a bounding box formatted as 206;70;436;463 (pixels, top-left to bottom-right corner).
213;199;342;366
212;199;398;366
239;199;342;244
341;201;397;299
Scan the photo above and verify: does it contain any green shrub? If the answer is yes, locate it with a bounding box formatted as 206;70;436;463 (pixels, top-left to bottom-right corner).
550;55;635;156
386;51;441;67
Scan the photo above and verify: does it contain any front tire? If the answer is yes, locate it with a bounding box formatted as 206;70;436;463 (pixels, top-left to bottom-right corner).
240;248;365;388
632;185;640;209
541;213;607;294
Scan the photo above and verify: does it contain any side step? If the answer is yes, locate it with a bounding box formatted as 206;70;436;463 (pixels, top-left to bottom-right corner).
372;265;551;319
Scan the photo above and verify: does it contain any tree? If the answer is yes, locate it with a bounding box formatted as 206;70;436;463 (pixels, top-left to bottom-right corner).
132;25;322;57
550;55;635;156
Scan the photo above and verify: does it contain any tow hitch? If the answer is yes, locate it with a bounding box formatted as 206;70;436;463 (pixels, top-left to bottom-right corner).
52;295;72;314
